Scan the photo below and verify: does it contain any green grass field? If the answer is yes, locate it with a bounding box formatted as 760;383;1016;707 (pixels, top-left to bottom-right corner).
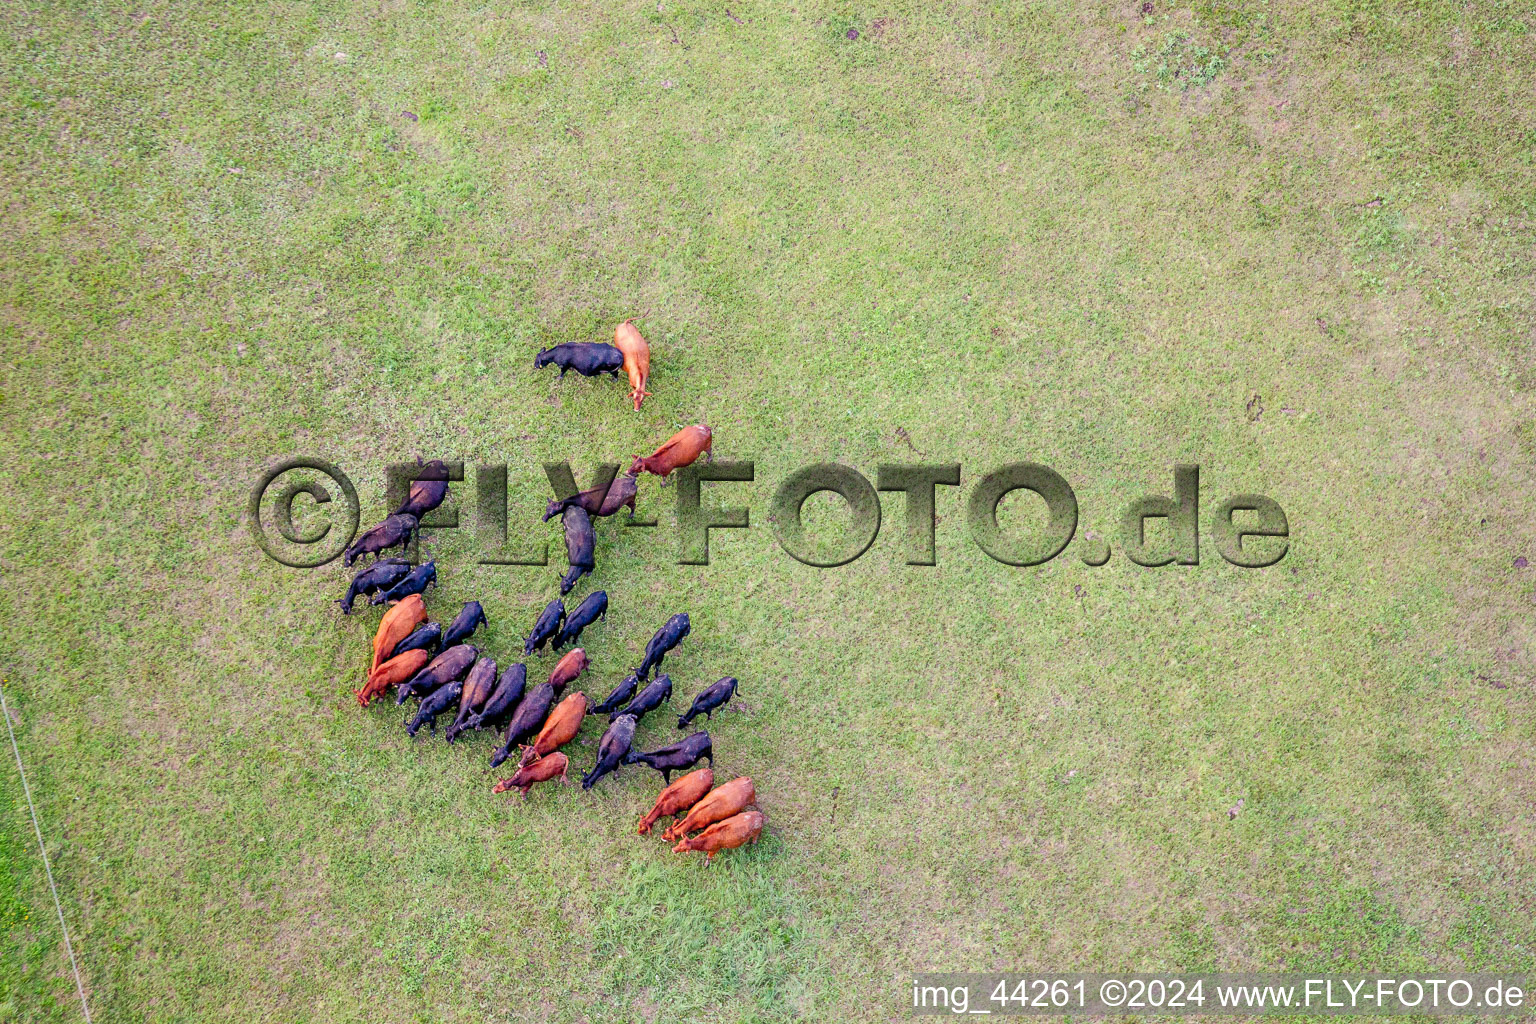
3;0;1535;1020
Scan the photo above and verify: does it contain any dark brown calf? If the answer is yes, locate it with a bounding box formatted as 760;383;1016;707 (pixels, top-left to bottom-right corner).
544;474;638;521
394;459;450;519
344;513;418;566
395;644;477;705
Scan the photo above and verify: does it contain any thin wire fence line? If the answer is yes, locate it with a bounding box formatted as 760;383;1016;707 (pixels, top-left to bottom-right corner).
1;683;92;1023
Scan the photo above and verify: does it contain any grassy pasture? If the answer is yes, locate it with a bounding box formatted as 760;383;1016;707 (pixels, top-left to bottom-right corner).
2;0;1535;1020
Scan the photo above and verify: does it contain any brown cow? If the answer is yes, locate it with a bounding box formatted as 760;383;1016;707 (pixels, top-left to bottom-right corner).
371;593;427;673
547;648;589;692
631;425;711;482
638;767;714;835
444;655;498;743
672;810;765;863
614;319;651;410
492;752;569;798
394;458;451;519
354;648;430;706
519;692;587;766
662;777;756;842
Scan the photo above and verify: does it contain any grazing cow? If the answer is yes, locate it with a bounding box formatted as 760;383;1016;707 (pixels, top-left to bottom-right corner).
524;598;565;655
355;648;430;706
344;514;418;566
534;342;624;378
493;752;570;798
630;425;712;483
389;622;441;661
663;777;756;842
395;459;451;519
371;593;427;673
591;673;640;715
638;768;714;835
371;560;437;605
441;600;488;647
560;506;595;594
543;473;638;521
396;644;477;705
555;591;607;649
490;682;555;768
338;558;411;614
678;677;738;729
672;810;765;863
613;674;671;723
444;655;497;743
547;648;589;693
406;680;462;737
636;613;689;680
614;320;651;410
519;692;587;766
467;663;526;733
626;732;713;783
582;714;636;790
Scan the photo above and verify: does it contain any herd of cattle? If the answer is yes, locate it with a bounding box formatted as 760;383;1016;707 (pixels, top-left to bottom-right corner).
331;321;765;862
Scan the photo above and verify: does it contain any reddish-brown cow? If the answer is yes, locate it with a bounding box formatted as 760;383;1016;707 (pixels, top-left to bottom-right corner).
355;648;431;706
638;768;714;835
492;752;570;798
614;319;651;410
519;692;588;766
371;593;427;673
662;777;756;842
547;648;589;692
672;810;765;863
630;424;711;482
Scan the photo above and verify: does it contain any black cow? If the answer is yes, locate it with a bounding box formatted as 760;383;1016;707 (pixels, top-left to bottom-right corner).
560;507;595;595
555;591;607;649
625;732;713;783
612;674;671;723
591;673;640;715
582;714;637;790
467;663;527;734
635;613;689;680
371;560;437;604
395;458;451;519
534;342;624;378
442;601;488;647
338;558;411;614
389;622;442;661
524;598;565;655
678;677;738;729
406;681;462;738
